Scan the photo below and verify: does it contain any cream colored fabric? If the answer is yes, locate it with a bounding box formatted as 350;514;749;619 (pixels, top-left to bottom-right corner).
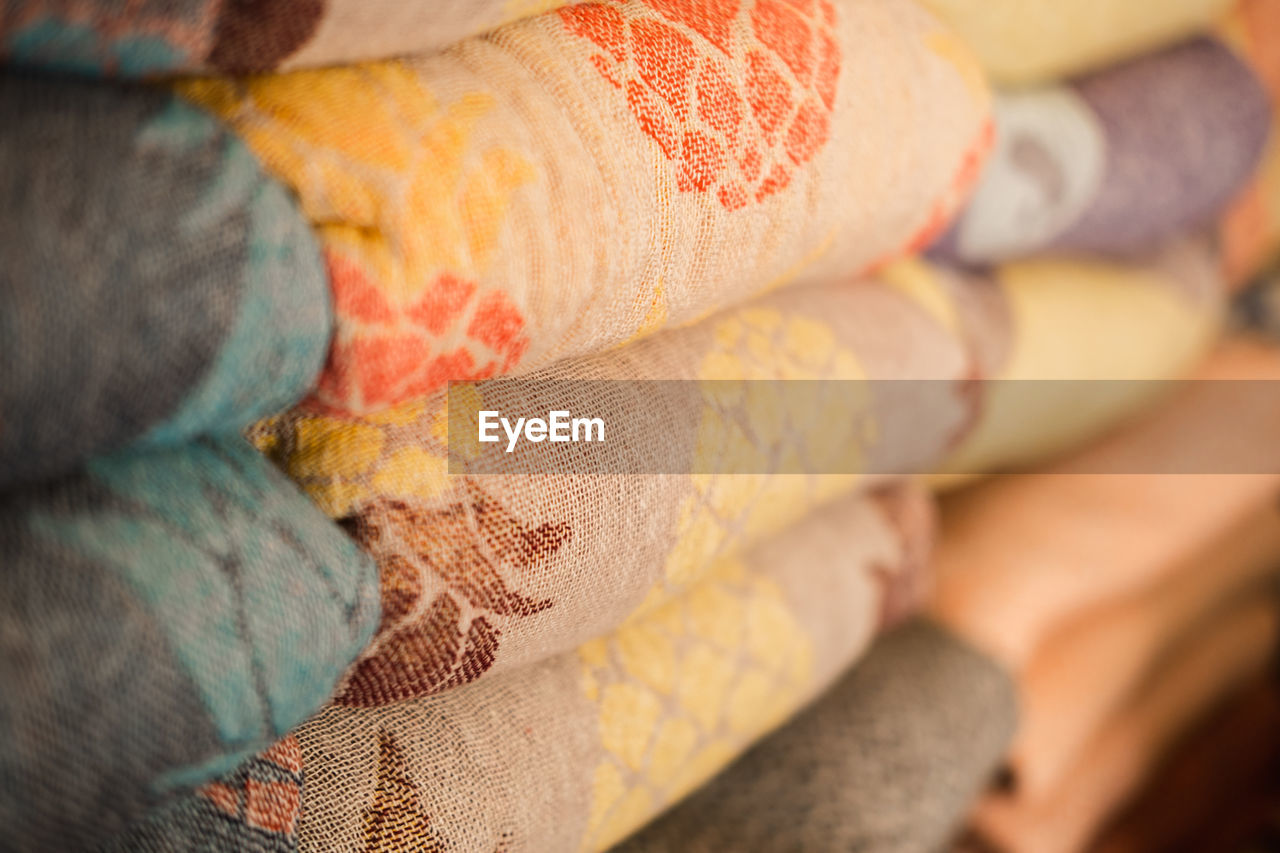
919;0;1235;86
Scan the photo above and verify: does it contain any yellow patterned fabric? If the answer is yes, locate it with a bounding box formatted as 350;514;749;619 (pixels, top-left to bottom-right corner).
179;0;991;415
292;488;932;851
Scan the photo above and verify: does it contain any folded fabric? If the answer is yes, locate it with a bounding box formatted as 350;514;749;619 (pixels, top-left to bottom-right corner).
0;0;582;77
1008;497;1280;802
971;596;1280;853
918;0;1235;86
102;736;306;853
932;337;1280;671
615;618;1015;853
252;242;1217;709
0;437;379;850
1092;680;1280;853
928;37;1270;265
179;0;992;415
1220;0;1280;286
931;237;1222;480
0;71;330;489
283;487;932;852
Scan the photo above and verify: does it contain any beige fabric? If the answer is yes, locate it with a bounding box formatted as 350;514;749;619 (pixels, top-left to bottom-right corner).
292;487;933;852
919;0;1235;86
249;242;1218;710
181;0;992;414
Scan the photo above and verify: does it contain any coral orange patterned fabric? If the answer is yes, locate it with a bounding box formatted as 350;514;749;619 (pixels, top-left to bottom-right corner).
181;0;991;414
251;240;1219;711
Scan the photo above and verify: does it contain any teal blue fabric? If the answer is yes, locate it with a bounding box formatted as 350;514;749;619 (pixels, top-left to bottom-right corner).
0;73;331;487
0;437;380;851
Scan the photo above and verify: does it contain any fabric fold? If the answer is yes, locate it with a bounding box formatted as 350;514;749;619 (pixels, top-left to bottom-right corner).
288;486;935;852
0;0;588;77
0;70;331;488
918;0;1235;85
251;242;1217;710
971;596;1280;853
179;0;993;415
0;438;380;850
928;36;1270;265
613;618;1016;853
932;337;1280;671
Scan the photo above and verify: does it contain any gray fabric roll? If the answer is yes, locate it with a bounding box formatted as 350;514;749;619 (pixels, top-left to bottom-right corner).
613;619;1017;853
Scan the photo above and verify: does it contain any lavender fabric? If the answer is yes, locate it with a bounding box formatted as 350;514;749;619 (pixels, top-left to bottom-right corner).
931;37;1270;265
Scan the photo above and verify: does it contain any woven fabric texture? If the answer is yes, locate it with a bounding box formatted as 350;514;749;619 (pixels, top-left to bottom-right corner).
248;240;1219;711
289;486;933;852
102;736;306;853
178;0;992;415
0;70;330;489
615;618;1016;853
0;438;379;851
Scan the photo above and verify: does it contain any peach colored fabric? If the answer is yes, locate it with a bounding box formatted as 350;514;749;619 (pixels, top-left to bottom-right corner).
931;337;1280;671
971;598;1280;853
1009;500;1280;801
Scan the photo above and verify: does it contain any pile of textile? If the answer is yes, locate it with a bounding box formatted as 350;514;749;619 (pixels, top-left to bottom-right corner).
1;1;1277;851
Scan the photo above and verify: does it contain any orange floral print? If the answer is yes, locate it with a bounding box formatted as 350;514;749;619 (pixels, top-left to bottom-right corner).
560;0;840;210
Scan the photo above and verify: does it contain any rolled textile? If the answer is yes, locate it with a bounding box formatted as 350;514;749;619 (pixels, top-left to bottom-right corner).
287;487;935;852
0;0;586;77
179;0;993;415
0;71;330;489
927;37;1270;266
1091;680;1280;853
101;736;307;853
1008;498;1280;802
971;597;1280;853
1220;0;1280;286
932;337;1280;671
0;438;380;851
614;618;1016;853
918;0;1235;86
251;243;1216;709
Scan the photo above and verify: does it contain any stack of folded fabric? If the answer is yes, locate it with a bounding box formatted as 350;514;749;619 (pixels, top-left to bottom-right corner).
1;1;1277;852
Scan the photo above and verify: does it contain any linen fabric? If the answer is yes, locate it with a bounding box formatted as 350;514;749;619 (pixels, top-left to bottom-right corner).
971;596;1280;853
250;242;1218;712
0;438;379;851
928;37;1270;266
179;0;993;415
615;618;1016;853
932;337;1280;672
1008;498;1280;803
0;0;583;76
289;488;934;852
0;70;330;488
918;0;1235;86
